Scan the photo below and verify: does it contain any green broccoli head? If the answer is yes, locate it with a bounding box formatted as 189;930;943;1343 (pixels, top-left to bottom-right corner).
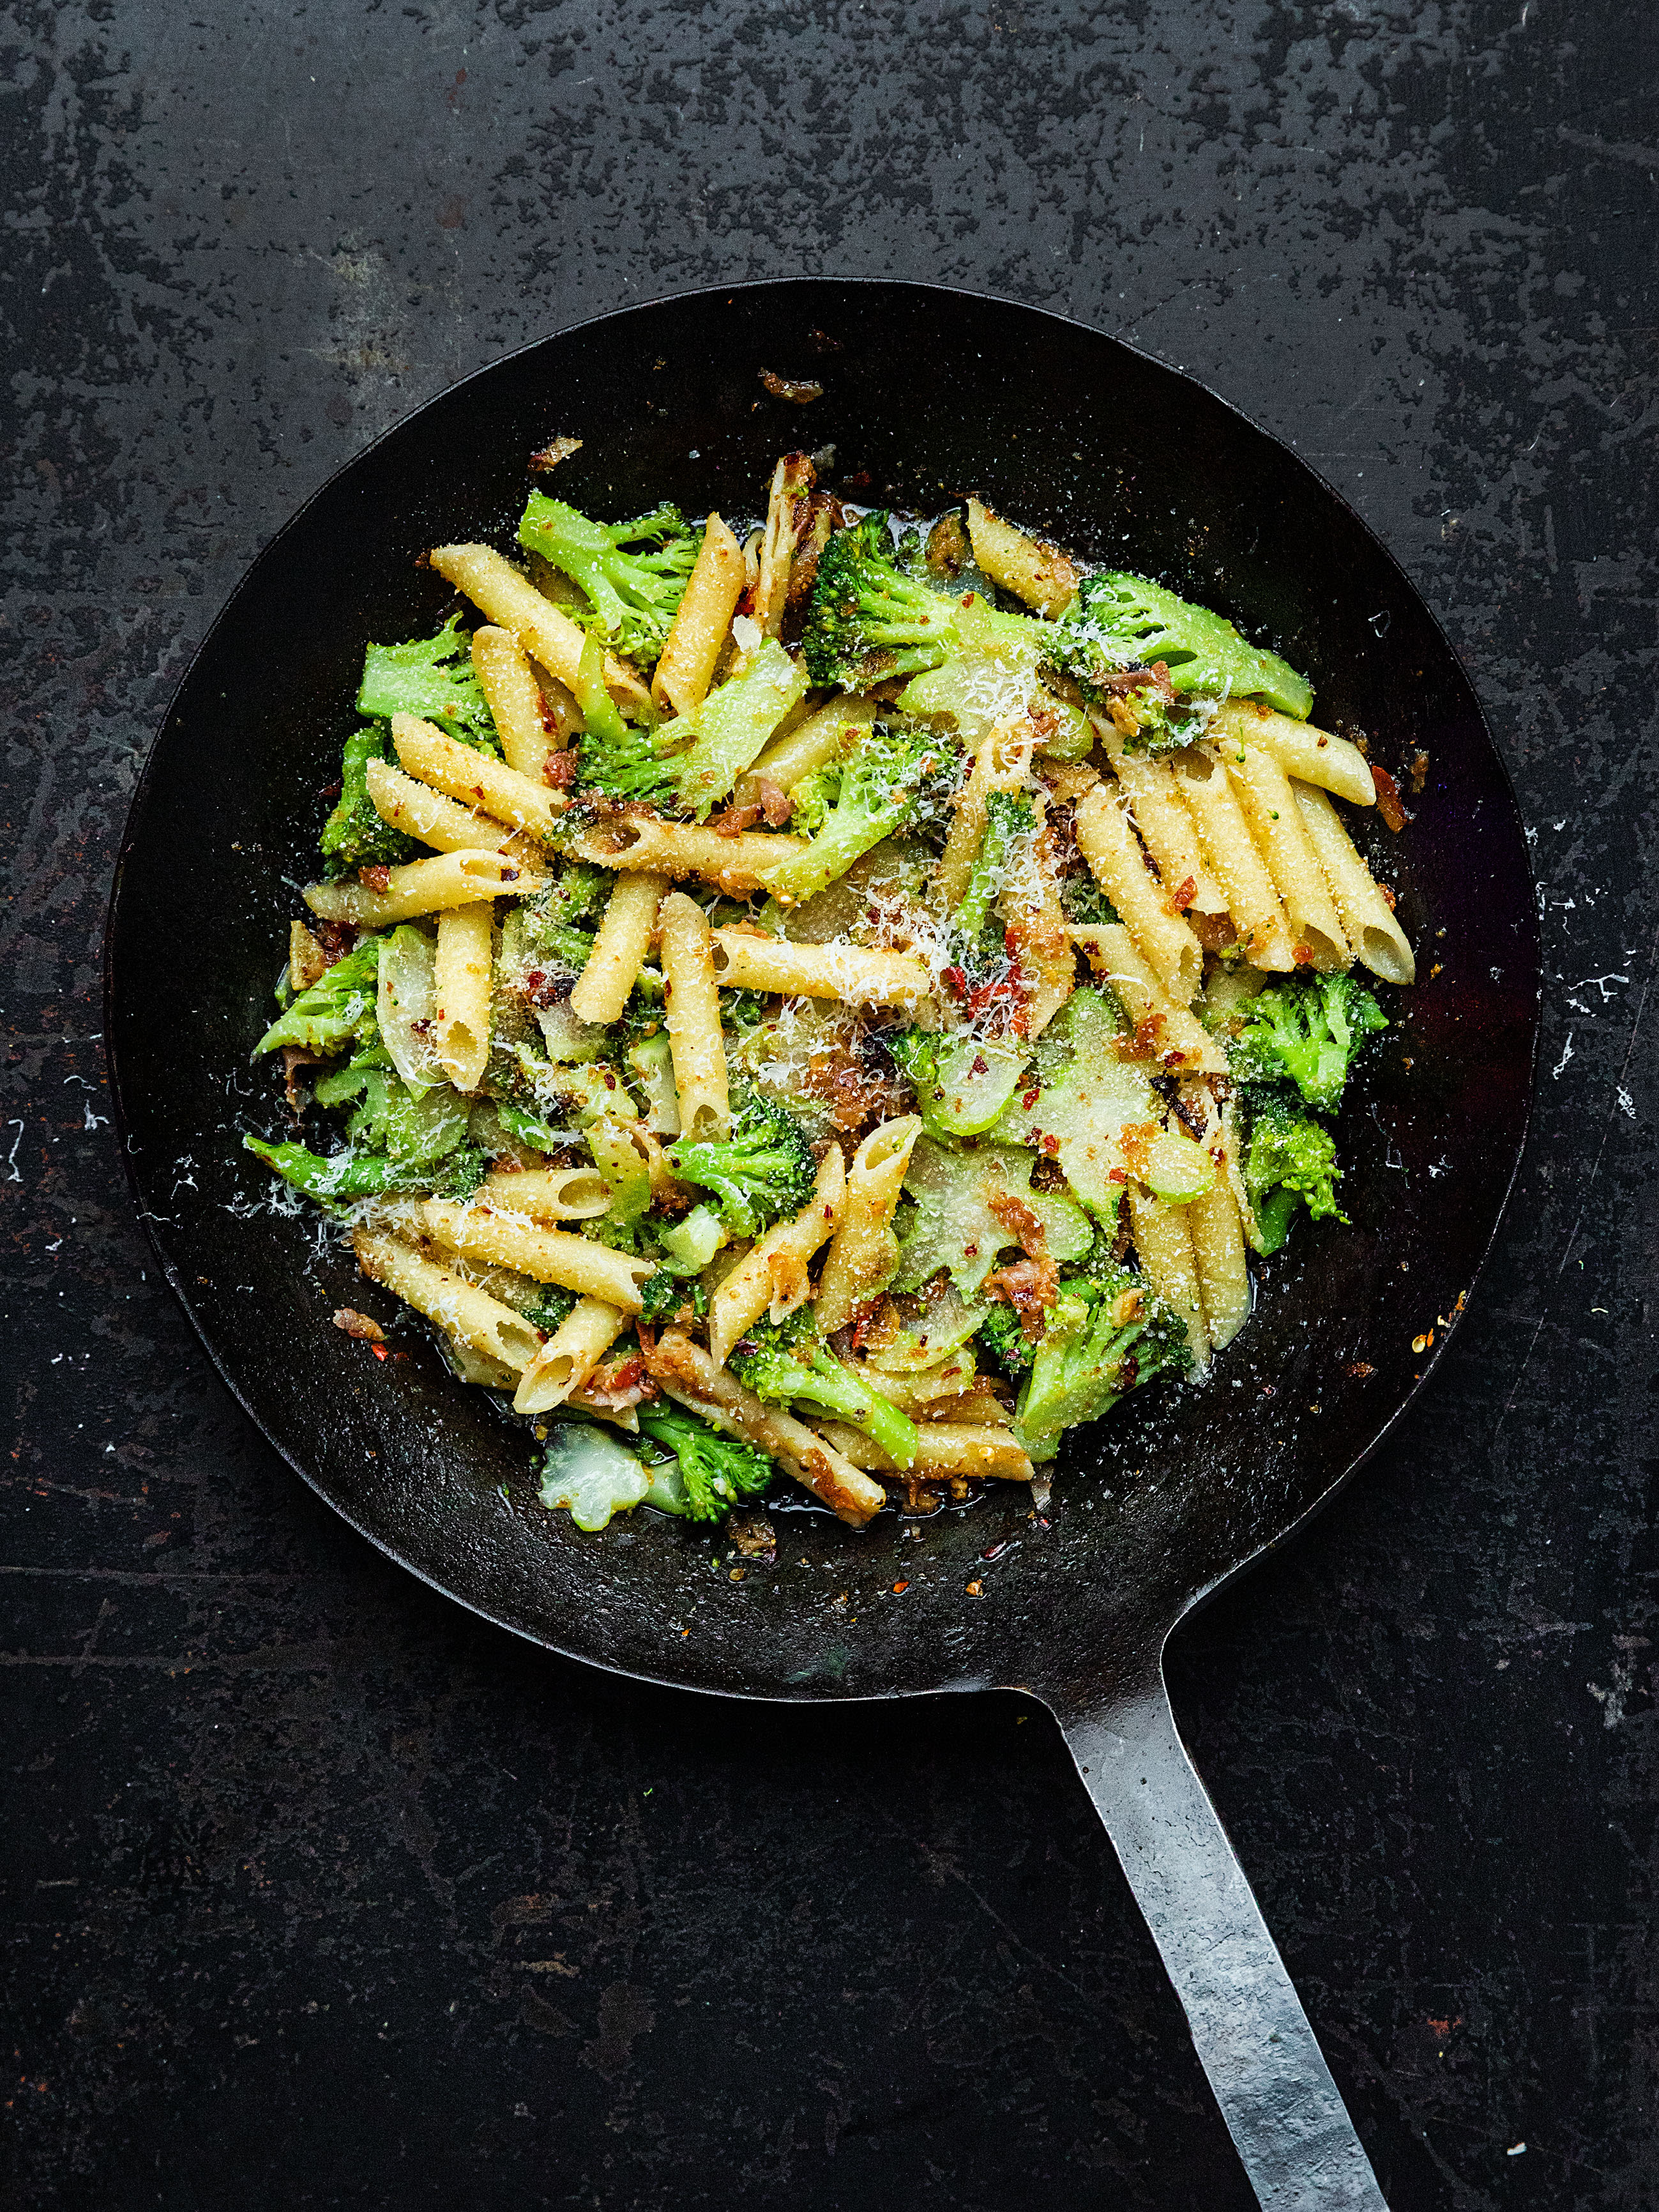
976;1299;1036;1378
1045;570;1314;723
1228;972;1387;1113
319;727;420;879
1243;1085;1347;1254
957;789;1035;955
728;1307;918;1467
244;1133;485;1205
517;495;699;666
356;613;500;747
1013;1264;1191;1459
801;510;962;687
665;1087;817;1240
634;1401;775;1521
256;934;382;1056
764;719;960;906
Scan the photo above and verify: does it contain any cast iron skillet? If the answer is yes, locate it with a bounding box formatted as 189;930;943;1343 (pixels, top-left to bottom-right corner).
105;280;1540;2209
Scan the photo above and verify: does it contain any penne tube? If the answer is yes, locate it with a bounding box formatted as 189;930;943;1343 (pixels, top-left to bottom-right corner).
1186;1173;1251;1352
365;756;540;864
567;811;808;901
965;496;1080;617
708;1145;845;1366
352;1229;545;1373
1070;922;1225;1074
1171;747;1297;972
1225;743;1348;971
708;928;931;1009
1127;1184;1208;1373
852;1354;988;1415
305;848;546;927
752;454;813;642
738;695;878;804
428;542;651;716
391;715;562;844
1099;726;1229;914
658;891;729;1144
288;919;331;992
570;872;667;1028
432;902;494;1091
642;1329;886;1527
481;1165;613;1220
1073;784;1204;1004
513;1296;630;1417
653;513;745;718
818;1417;1034;1483
1010;807;1076;1039
814;1117;921;1334
1210;698;1374;808
471;624;556;781
419;1198;654;1310
936;718;1039;906
1290;781;1416;984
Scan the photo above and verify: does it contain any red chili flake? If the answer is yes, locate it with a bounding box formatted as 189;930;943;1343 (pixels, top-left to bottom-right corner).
1170;874;1196;913
1022;1087;1041;1110
359;865;391;893
370;1343;390;1362
980;1537;1011;1561
891;1580;909;1595
970;1053;989;1077
1107;1167;1128;1184
1040;1134;1059;1157
1372;764;1407;832
942;965;967;995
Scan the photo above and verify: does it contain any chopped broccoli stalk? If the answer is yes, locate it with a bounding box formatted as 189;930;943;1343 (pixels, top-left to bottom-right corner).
1228;972;1387;1113
256;935;381;1056
762;721;958;906
244;1133;485;1203
633;1401;775;1521
674;638;808;819
656;1203;728;1276
1047;571;1313;721
572;632;685;805
977;1300;1036;1378
957;789;1034;952
666;1088;817;1240
517;496;699;666
1013;1265;1190;1459
319;727;419;879
1243;1087;1346;1253
356;613;500;746
729;1309;919;1468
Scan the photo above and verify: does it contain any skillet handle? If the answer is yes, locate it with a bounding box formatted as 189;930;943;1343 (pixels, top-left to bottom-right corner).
1054;1675;1388;2211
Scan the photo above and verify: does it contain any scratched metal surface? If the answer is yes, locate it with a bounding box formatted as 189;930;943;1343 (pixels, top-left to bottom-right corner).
1;6;1655;2209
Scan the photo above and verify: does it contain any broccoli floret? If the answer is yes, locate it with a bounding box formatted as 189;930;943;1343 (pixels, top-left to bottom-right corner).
517;496;699;666
957;789;1034;956
1013;1265;1191;1459
762;720;958;906
565;630;688;806
728;1308;919;1468
523;1285;578;1336
256;935;381;1056
356;613;500;747
1228;972;1387;1113
666;1088;817;1240
319;727;420;879
633;1402;775;1521
1046;571;1313;723
977;1300;1036;1378
1243;1086;1346;1254
1059;871;1119;926
244;1134;485;1205
801;510;965;687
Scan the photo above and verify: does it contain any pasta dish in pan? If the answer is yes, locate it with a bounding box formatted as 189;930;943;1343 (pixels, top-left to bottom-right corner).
244;452;1414;1536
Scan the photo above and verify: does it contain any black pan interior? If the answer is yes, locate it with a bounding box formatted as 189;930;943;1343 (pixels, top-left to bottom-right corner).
105;280;1540;1707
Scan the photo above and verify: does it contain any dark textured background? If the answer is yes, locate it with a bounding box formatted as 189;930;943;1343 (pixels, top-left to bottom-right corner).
3;3;1655;2207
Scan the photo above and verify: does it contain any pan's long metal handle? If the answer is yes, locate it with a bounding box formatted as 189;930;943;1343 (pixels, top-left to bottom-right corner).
1056;1679;1388;2211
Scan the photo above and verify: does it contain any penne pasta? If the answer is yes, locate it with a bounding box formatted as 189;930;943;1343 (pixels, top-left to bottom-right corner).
815;1115;921;1333
1099;725;1229;914
658;891;730;1144
751;453;814;641
965;496;1080;617
481;1165;612;1219
817;1418;1034;1483
570;872;667;1028
365;756;540;865
708;927;931;1009
1070;920;1226;1074
305;848;546;926
428;542;652;716
1210;698;1374;809
513;1295;630;1416
936;718;1039;907
642;1329;886;1526
738;695;879;805
1127;1183;1209;1373
1291;781;1416;984
1224;742;1348;971
432;902;494;1091
1186;1172;1251;1351
653;513;745;719
471;624;556;781
1170;747;1298;972
352;1228;545;1373
708;1143;845;1366
1073;783;1205;1004
568;811;808;900
391;714;563;844
419;1197;655;1310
